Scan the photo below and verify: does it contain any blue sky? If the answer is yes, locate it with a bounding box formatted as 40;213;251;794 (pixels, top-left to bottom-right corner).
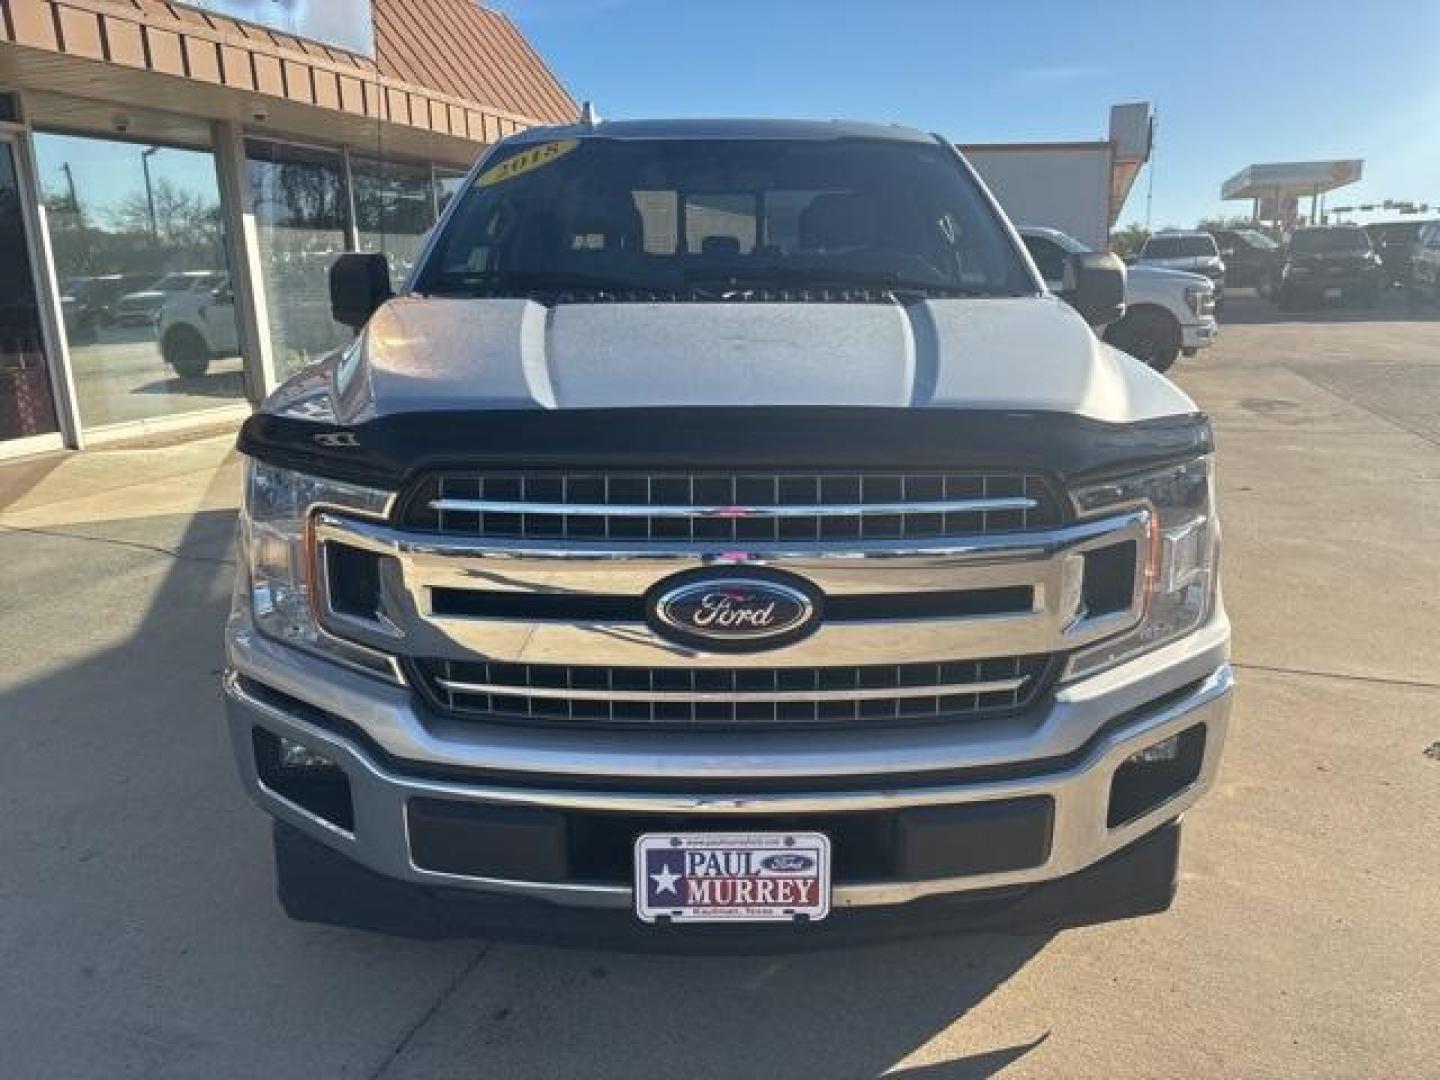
492;0;1440;229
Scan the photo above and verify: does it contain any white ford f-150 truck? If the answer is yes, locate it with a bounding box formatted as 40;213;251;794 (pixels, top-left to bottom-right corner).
1020;227;1217;373
225;118;1232;943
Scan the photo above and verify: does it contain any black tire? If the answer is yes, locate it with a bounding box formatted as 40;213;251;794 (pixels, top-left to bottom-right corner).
162;326;211;378
1104;308;1181;373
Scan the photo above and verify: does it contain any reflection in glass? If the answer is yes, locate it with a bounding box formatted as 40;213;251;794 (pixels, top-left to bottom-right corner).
247;140;352;380
33;131;242;428
353;157;436;290
435;169;468;216
0;142;59;442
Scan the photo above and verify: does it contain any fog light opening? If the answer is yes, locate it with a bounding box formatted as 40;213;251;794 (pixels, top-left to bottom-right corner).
1107;724;1207;829
253;727;355;832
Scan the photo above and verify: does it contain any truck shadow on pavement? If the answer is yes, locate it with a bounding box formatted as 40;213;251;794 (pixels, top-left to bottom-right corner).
0;495;1061;1079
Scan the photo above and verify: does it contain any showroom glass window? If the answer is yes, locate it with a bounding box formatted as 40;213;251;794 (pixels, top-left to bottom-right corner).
0;140;60;444
352;156;436;291
32;131;242;429
246;139;352;380
435;169;468;216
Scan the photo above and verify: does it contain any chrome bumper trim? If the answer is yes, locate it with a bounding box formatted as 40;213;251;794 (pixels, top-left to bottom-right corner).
225;663;1233;909
225;606;1230;781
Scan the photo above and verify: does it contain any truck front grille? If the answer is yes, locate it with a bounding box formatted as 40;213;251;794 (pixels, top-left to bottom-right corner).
400;470;1063;541
410;655;1051;729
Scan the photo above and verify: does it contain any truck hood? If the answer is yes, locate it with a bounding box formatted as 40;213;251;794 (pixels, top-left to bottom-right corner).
290;295;1196;426
1127;264;1211;287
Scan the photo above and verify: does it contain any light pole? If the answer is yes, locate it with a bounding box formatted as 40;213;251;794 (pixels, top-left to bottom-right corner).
141;146;160;242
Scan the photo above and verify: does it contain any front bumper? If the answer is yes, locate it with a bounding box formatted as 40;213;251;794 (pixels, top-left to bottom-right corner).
1182;317;1218;350
224;610;1233;912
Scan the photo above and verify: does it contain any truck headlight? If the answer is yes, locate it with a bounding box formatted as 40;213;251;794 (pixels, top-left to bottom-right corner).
240;458;397;679
1067;458;1219;677
1184;284;1213;317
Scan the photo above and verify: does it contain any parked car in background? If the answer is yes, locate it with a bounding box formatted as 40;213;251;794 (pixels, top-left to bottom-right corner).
58;278;101;344
157;275;238;378
113;271;222;328
1275;225;1383;309
1406;220;1440;303
59;273;154;339
1365;221;1428;288
1210;228;1281;291
1136;231;1226;302
1022;227;1217;372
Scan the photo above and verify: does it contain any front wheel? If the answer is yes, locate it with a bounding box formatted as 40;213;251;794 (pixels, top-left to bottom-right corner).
161;326;212;378
1104;309;1181;373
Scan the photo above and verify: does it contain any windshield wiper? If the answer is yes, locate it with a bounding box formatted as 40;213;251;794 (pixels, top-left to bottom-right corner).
682;266;994;296
426;269;665;296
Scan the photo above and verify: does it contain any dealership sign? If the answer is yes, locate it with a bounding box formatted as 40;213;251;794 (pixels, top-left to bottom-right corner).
182;1;374;57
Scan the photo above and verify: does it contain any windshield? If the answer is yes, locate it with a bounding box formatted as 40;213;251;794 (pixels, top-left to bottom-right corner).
1142;235;1218;258
417;137;1034;299
1290;229;1371;254
1235;229;1278;250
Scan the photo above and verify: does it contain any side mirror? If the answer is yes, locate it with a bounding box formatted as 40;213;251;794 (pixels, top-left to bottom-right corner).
330;253;394;330
1062;251;1126;326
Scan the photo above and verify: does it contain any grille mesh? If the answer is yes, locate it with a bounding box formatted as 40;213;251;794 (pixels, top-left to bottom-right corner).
401;471;1062;541
411;656;1050;729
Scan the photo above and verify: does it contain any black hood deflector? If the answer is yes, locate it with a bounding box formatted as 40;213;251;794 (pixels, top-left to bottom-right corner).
238;407;1213;494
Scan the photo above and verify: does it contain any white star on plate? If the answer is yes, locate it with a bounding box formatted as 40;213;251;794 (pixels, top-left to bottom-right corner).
650;863;681;896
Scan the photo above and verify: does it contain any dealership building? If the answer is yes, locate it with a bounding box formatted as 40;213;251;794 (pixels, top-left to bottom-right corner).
0;0;574;457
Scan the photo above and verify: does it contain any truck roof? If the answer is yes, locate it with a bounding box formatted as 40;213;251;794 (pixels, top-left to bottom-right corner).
506;117;937;145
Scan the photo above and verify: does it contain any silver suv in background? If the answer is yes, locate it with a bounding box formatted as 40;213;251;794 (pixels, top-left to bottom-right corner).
1022;227;1216;372
1136;231;1226;304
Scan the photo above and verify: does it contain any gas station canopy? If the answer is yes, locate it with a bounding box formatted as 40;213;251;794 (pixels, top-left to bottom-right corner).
1222;160;1363;201
1221;160;1363;227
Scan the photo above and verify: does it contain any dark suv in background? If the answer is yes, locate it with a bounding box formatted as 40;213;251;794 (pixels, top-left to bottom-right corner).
1365;221;1427;288
1406;220;1440;303
1275;225;1383;309
1210;228;1281;291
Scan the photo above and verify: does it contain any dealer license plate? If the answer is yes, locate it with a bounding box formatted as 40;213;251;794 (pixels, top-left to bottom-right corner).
634;832;831;924
1324;287;1344;300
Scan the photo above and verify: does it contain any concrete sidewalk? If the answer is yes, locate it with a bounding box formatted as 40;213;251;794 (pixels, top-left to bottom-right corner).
1;296;1437;1079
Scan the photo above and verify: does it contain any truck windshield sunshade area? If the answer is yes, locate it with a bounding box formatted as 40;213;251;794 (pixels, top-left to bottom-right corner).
1290;228;1372;254
416;138;1034;299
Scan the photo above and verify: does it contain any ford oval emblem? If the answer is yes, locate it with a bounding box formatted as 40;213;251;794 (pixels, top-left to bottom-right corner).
647;571;821;653
760;853;816;873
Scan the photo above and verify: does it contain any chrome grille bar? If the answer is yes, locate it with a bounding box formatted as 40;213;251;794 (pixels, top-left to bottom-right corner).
413;655;1049;728
433;675;1030;704
409;470;1061;543
428;496;1038;518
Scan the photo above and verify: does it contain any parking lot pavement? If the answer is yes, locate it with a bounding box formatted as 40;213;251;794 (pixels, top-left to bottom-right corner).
1;290;1437;1078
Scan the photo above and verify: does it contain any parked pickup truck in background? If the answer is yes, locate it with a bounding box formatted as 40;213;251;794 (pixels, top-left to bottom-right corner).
1135;231;1227;304
1021;226;1217;372
1274;225;1383;309
224;119;1232;941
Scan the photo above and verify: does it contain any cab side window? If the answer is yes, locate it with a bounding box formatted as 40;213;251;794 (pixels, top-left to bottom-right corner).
1023;236;1068;286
